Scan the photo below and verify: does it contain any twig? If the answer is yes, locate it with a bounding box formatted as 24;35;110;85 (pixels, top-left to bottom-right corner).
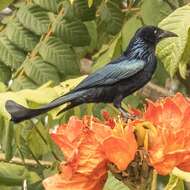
0;153;52;167
122;8;140;12
140;82;173;101
16;6;65;78
30;7;64;58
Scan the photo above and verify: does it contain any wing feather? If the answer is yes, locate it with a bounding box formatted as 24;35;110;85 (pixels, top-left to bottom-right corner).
74;58;145;91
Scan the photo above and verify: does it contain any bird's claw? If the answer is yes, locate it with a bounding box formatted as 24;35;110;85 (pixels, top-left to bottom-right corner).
120;111;138;121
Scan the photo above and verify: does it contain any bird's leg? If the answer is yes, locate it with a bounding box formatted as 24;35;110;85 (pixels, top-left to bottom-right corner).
113;97;136;120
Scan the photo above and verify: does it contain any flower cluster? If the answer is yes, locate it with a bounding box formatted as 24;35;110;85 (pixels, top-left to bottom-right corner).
143;93;190;175
43;115;137;190
43;93;190;190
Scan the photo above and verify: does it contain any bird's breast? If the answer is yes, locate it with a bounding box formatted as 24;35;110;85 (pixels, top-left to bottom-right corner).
116;56;157;96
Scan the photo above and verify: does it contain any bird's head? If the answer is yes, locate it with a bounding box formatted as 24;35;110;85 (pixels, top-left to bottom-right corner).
135;26;178;46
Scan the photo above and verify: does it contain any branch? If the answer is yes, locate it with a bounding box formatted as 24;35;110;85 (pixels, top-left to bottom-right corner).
14;5;65;79
0;153;53;168
140;82;173;101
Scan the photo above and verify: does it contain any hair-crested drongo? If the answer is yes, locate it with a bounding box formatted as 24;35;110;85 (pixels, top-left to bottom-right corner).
6;26;177;123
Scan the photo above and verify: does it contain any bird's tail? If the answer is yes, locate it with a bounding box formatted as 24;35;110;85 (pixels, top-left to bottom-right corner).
5;91;85;123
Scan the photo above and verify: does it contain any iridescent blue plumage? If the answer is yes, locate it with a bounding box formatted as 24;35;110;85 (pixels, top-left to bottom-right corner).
73;58;145;91
124;37;154;60
5;26;178;123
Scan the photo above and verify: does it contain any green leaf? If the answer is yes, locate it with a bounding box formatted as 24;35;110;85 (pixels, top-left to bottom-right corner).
178;28;190;78
39;36;80;75
88;0;94;7
0;117;5;148
6;18;39;52
0;0;14;11
93;33;122;71
11;75;37;91
157;4;190;77
98;0;124;35
84;21;98;53
0;185;21;190
27;124;49;159
27;171;42;185
0;162;41;186
4;121;14;161
0;61;11;84
24;56;60;86
17;4;50;35
60;0;76;20
0;36;26;69
18;87;57;104
52;17;90;46
172;168;190;182
152;62;169;87
0;82;7;93
33;0;62;13
121;15;142;50
103;173;129;190
19;87;58;106
0;163;27;186
141;0;174;25
73;0;96;21
164;175;184;190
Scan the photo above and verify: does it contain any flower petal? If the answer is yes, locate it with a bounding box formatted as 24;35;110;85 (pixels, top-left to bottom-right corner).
66;116;84;142
44;116;109;190
102;135;137;171
173;93;190;113
143;93;190;175
161;98;182;127
144;100;162;125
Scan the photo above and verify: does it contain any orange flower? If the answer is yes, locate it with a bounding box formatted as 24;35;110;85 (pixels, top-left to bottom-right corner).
43;115;137;190
43;116;108;190
143;93;190;175
101;118;137;171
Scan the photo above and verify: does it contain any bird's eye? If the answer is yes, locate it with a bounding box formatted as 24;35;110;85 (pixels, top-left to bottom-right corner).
154;30;158;34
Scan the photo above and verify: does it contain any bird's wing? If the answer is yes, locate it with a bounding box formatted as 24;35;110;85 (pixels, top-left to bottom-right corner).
74;58;145;91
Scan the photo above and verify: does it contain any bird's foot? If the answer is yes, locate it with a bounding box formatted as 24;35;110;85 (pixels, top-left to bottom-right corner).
120;111;138;121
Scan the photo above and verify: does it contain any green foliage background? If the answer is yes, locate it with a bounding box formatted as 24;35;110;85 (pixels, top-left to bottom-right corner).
0;0;190;189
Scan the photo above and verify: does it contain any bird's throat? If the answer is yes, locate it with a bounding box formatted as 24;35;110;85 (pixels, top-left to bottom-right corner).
124;38;155;61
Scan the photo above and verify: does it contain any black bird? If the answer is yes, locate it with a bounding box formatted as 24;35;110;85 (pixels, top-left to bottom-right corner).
6;26;177;123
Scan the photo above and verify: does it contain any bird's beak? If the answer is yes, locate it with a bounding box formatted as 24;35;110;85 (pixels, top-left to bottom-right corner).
159;30;178;40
